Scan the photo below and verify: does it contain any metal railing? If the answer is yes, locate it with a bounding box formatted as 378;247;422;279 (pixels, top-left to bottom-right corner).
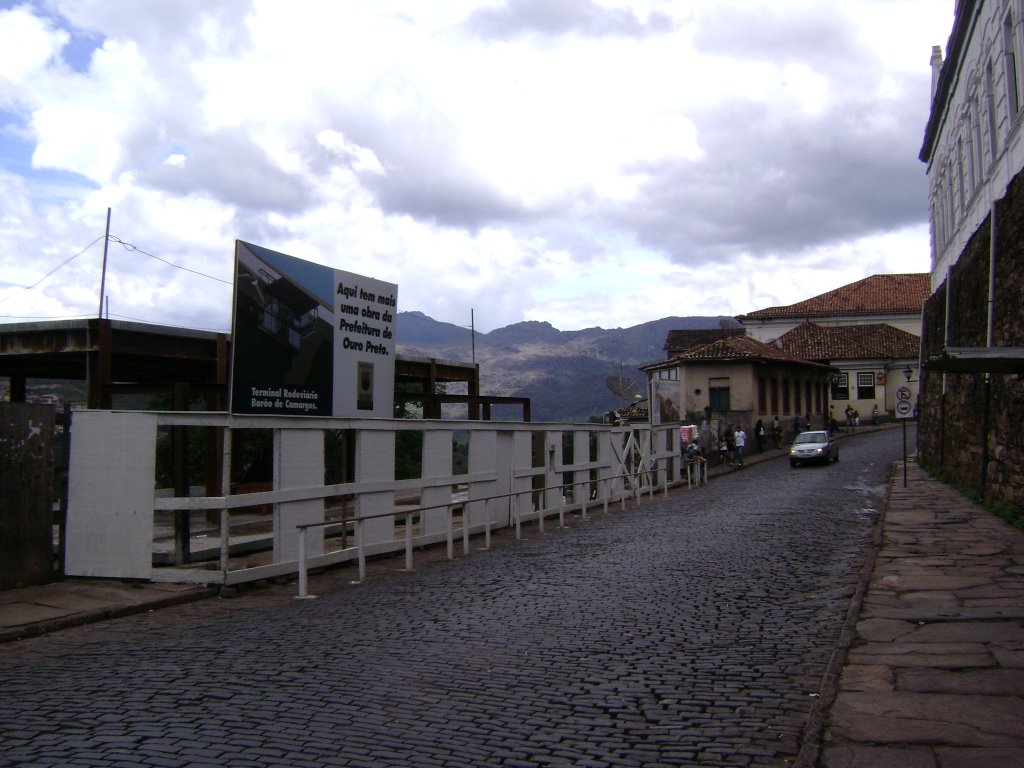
294;466;673;598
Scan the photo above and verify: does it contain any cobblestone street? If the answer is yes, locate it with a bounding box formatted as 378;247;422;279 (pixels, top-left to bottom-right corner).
0;430;903;767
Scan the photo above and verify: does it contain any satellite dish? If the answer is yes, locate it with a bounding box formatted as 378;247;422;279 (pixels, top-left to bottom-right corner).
606;373;637;402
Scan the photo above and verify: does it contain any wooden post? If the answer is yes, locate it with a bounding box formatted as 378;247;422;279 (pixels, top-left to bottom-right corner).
172;381;191;564
0;404;55;588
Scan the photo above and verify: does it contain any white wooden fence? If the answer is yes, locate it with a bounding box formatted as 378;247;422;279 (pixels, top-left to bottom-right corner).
64;411;687;586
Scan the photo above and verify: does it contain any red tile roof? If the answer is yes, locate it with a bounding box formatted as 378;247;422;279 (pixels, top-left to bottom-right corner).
736;274;930;321
663;328;746;355
659;333;830;368
778;321;921;361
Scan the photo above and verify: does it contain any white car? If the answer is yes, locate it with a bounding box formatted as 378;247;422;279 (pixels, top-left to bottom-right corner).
789;430;839;467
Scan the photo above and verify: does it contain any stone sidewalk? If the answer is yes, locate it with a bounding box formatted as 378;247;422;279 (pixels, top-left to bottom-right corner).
818;461;1024;767
0;580;213;643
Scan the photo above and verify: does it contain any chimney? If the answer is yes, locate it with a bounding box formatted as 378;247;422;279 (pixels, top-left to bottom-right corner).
930;45;944;101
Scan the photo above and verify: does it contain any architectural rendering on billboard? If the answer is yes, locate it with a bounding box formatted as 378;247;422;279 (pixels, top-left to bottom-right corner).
229;241;397;418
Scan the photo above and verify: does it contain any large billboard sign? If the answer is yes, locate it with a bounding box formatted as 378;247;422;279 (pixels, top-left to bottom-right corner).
230;241;397;418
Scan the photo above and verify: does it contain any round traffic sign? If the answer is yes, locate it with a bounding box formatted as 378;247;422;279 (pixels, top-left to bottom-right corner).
896;401;912;415
897;386;912;401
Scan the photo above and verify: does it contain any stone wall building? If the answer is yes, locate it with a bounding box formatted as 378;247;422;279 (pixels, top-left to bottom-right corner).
919;1;1024;509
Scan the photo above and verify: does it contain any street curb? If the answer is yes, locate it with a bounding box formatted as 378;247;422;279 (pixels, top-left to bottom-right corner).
792;458;896;766
0;586;219;644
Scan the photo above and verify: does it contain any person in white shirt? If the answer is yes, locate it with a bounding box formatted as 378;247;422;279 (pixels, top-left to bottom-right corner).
734;426;747;467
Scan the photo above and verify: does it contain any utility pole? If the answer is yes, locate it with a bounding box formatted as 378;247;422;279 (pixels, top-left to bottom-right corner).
97;207;111;318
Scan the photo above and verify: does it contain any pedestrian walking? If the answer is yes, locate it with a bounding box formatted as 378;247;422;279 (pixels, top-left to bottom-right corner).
734;425;747;467
755;419;766;453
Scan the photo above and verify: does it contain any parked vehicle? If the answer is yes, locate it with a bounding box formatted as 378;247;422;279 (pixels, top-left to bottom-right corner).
789;430;839;467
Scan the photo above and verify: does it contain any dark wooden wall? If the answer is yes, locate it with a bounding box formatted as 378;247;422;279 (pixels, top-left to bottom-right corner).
0;403;56;589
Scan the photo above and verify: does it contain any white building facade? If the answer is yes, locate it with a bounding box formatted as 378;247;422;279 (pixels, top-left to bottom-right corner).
918;0;1024;509
924;0;1024;286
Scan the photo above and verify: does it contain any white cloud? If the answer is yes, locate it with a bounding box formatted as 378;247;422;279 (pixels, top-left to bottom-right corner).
0;6;67;84
0;0;953;333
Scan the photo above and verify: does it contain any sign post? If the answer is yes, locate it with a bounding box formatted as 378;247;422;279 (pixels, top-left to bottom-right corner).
896;385;914;487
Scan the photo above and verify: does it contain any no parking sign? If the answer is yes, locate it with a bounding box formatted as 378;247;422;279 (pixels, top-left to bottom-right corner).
896;386;914;419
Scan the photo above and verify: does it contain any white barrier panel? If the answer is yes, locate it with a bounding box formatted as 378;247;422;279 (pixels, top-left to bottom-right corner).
65;411;157;579
273;428;325;562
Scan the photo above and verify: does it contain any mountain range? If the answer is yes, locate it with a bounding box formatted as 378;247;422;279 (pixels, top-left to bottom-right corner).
395;311;740;423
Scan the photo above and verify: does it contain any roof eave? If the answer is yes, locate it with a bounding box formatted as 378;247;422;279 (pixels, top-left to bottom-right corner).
920;0;976;163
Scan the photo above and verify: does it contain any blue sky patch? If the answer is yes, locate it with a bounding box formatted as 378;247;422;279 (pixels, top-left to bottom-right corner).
59;26;101;74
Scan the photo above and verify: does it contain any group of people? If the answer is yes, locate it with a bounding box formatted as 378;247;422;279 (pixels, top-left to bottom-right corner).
715;423;749;468
682;420;765;470
842;404;880;430
792;412;824;435
680;419;776;472
844;405;858;429
754;418;779;451
682;404;883;471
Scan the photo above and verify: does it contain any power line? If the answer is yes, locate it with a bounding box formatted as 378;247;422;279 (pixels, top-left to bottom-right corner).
108;236;233;285
0;230;234;326
0;236;106;306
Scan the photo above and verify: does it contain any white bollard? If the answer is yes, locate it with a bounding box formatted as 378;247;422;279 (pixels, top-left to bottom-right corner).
446;506;454;560
405;511;414;571
295;526;316;599
356;520;366;582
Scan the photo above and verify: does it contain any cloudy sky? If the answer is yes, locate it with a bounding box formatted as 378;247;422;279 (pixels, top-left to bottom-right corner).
0;0;953;333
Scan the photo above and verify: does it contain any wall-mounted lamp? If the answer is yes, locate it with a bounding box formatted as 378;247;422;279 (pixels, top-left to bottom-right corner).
903;365;914;383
